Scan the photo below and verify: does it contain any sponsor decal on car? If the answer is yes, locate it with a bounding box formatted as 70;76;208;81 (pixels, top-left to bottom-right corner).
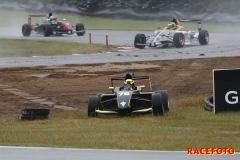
120;101;126;107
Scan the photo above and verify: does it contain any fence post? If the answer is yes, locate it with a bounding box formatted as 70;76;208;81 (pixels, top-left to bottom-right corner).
89;33;91;44
106;35;108;49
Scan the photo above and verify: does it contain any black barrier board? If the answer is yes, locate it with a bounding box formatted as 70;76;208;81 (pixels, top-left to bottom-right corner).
213;69;240;113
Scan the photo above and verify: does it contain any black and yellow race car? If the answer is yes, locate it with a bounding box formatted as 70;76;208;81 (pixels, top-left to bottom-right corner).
88;73;169;117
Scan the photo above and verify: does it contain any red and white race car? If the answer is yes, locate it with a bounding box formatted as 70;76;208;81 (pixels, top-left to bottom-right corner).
22;14;85;37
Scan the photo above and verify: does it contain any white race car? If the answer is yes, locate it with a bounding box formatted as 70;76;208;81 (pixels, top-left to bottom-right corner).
134;19;209;49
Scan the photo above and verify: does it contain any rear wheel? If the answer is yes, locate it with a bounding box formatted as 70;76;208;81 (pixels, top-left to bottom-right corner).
173;32;185;48
198;30;209;45
134;34;146;49
76;23;85;36
157;90;169;113
22;24;31;37
88;96;99;117
43;24;52;37
152;93;164;116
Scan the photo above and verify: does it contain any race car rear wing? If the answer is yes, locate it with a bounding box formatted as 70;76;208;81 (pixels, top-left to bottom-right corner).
27;15;46;24
111;76;152;91
179;19;202;31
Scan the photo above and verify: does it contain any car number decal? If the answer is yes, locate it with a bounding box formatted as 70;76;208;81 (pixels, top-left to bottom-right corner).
120;101;126;107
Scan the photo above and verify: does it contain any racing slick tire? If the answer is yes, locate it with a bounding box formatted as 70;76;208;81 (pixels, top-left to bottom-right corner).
198;30;209;45
76;23;85;36
22;24;31;37
157;90;169;113
204;95;213;111
88;96;99;117
134;34;146;49
21;108;50;115
152;93;164;116
173;32;185;48
43;24;52;37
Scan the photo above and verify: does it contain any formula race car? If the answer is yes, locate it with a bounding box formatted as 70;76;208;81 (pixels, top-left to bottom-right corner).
22;14;85;37
134;19;209;49
88;73;169;117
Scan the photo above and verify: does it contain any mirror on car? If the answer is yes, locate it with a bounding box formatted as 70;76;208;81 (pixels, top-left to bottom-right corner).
109;87;114;90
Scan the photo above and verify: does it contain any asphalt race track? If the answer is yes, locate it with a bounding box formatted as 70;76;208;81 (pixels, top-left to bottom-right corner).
1;28;240;159
1;27;240;68
0;146;239;160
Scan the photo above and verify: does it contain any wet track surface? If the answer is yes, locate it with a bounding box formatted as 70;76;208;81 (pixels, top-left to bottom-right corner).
1;27;240;68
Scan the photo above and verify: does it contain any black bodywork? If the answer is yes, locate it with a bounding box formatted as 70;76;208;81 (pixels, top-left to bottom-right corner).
88;73;169;117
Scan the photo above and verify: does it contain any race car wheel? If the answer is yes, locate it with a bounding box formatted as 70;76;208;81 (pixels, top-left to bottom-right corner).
22;24;31;37
152;93;164;116
204;95;213;111
173;32;185;48
21;108;50;115
157;90;169;113
88;96;99;117
198;30;209;45
76;23;85;36
134;34;146;49
43;24;52;37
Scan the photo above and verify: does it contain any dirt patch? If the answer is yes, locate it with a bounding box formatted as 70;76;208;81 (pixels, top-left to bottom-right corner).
0;57;239;118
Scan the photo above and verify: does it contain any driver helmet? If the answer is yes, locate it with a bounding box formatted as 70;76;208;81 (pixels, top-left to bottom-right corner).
167;22;177;30
49;16;56;21
124;79;135;90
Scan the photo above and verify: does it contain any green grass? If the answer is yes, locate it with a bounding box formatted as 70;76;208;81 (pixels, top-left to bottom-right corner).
0;9;239;32
0;97;239;151
0;39;108;57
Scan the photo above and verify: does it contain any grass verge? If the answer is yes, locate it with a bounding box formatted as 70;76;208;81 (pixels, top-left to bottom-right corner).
0;96;239;151
0;39;108;57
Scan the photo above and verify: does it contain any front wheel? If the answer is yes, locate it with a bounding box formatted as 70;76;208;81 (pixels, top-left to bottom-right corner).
173;32;185;48
22;24;31;37
43;24;52;37
157;90;169;113
152;93;164;116
76;23;85;36
198;30;209;45
134;34;146;49
88;96;99;117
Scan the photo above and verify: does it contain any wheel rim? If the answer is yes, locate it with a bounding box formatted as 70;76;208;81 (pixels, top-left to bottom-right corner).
205;32;209;43
179;34;185;46
140;36;145;44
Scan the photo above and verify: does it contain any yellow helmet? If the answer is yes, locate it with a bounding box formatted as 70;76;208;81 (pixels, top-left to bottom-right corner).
167;22;177;30
124;79;134;85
